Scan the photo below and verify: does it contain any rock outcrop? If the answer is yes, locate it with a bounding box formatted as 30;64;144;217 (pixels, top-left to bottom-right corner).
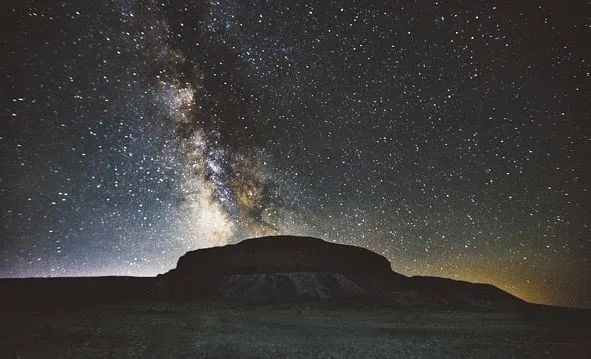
160;236;403;301
159;235;526;310
0;235;528;311
219;272;363;302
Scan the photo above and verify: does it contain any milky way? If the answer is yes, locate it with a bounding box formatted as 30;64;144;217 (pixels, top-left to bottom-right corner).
1;1;589;307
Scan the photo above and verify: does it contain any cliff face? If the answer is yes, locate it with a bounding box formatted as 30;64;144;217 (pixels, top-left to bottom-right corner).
219;272;363;302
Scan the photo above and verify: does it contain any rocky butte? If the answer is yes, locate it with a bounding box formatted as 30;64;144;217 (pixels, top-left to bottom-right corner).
159;235;526;310
1;235;527;311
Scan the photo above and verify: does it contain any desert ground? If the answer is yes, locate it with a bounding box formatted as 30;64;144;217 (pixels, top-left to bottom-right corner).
1;301;588;358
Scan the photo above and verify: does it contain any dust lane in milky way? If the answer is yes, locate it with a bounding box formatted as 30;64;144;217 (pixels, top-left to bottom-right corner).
1;1;589;307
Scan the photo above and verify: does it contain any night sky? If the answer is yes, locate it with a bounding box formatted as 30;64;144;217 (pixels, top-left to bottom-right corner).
1;1;589;308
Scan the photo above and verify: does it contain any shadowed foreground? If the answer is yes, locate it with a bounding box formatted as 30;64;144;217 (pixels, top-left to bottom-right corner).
1;302;588;358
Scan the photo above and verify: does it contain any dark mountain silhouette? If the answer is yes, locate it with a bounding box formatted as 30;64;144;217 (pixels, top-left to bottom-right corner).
1;236;527;311
162;236;401;299
160;236;525;309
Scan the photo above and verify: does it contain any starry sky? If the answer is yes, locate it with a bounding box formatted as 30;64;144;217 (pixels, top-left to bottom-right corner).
1;1;589;308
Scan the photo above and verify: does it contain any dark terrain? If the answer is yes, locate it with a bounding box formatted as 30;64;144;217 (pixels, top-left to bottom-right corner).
0;236;528;309
1;236;589;358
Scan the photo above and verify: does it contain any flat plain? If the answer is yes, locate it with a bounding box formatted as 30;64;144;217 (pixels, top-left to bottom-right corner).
1;302;589;358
